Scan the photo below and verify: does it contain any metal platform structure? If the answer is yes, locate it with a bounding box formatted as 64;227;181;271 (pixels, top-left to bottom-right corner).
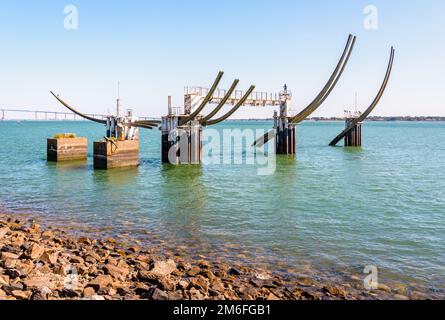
183;86;288;108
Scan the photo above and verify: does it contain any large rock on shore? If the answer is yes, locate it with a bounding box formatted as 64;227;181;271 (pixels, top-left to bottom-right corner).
150;259;177;276
26;243;45;260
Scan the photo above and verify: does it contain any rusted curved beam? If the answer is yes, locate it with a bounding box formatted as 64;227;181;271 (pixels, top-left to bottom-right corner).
291;35;356;124
304;36;356;118
329;47;395;146
252;130;275;147
50;91;106;124
201;79;240;125
206;86;256;126
128;122;155;130
134;120;161;126
180;71;224;125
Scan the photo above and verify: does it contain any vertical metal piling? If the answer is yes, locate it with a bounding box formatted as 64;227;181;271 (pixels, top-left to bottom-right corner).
345;118;362;147
275;87;295;155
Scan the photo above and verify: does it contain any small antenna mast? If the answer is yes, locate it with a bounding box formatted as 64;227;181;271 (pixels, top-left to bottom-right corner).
354;91;358;113
116;81;121;117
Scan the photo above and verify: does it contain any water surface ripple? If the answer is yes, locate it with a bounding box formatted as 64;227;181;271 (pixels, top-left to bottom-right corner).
0;120;444;295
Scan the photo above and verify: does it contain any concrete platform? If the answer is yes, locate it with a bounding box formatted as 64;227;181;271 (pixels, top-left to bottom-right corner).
93;139;139;169
47;137;88;162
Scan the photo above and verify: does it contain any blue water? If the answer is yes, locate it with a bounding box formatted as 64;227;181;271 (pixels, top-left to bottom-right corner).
0;120;444;295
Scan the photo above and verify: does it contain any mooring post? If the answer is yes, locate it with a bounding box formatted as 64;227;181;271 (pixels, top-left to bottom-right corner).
162;95;203;165
162;96;180;164
94;115;140;169
344;116;363;147
275;86;295;155
168;95;173;116
47;136;88;162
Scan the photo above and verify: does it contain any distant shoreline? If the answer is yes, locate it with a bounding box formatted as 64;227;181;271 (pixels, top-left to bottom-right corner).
2;117;445;123
231;116;445;122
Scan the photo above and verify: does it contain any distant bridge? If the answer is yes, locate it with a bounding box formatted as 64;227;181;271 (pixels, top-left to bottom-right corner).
0;108;160;122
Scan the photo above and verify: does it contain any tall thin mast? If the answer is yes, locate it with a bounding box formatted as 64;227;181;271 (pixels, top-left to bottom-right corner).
116;81;121;117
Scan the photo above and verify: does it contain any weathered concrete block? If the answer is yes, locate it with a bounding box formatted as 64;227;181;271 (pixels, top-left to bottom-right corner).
47;137;88;162
93;139;139;169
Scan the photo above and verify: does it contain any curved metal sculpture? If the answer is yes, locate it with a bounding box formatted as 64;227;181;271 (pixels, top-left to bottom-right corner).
50;91;159;130
253;34;356;148
205;86;256;126
50;91;106;124
200;79;240;125
161;72;256;165
178;71;255;127
290;34;356;124
180;71;224;125
329;47;395;146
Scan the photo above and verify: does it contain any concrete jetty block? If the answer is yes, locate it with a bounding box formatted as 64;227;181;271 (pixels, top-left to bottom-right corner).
93;139;139;169
47;137;88;162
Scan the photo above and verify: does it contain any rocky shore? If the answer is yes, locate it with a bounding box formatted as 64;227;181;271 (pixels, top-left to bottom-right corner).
0;215;431;301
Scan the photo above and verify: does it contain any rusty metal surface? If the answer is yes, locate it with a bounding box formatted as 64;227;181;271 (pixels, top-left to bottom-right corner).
329;47;395;146
50;91;107;124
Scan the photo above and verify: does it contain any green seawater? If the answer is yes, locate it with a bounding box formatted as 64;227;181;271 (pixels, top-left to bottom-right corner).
0;120;444;295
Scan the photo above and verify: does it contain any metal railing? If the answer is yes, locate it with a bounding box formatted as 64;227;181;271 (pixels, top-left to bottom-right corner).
184;87;291;107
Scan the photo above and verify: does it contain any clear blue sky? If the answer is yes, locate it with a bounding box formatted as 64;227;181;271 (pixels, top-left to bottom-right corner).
0;0;444;118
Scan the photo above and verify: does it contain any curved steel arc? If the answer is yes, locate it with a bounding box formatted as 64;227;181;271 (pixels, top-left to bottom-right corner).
50;91;106;124
200;79;240;125
51;91;158;130
128;122;155;130
180;71;224;125
356;47;395;121
252;130;276;147
298;36;357;122
206;86;256;126
329;47;395;146
134;120;161;126
291;35;356;124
